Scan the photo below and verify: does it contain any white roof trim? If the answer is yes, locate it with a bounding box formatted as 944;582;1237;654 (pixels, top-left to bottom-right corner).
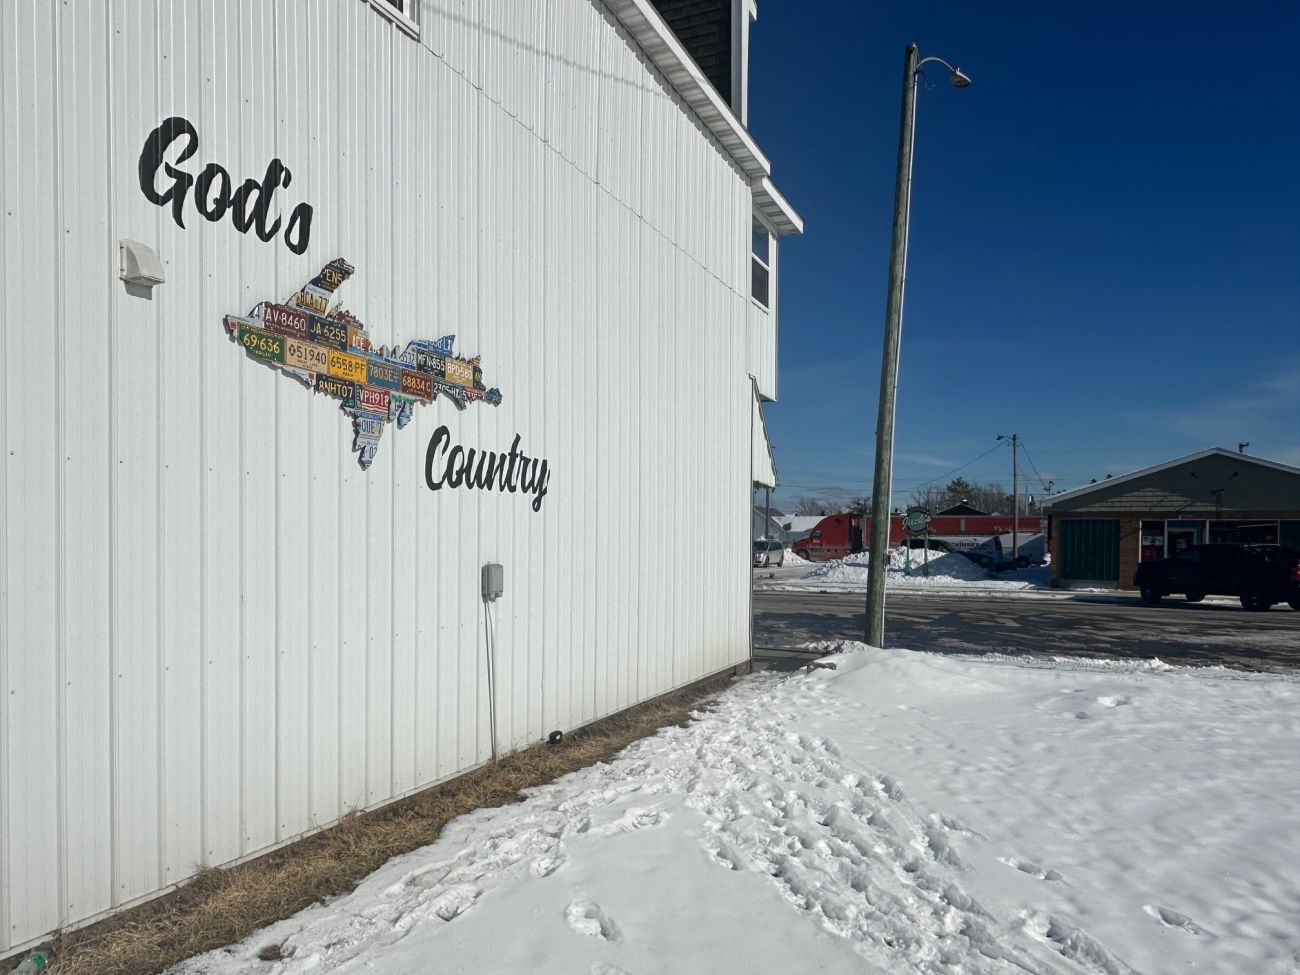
605;0;770;178
1043;447;1300;508
753;176;804;236
605;0;803;238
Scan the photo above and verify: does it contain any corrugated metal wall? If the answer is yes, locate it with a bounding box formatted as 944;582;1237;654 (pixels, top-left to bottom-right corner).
0;0;767;951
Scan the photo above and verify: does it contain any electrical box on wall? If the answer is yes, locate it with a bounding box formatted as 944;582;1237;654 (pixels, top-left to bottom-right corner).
482;562;504;602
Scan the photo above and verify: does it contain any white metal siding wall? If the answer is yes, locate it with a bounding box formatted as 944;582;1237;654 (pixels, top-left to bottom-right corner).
0;0;758;951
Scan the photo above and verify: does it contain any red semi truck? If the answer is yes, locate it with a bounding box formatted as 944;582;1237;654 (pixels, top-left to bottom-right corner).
790;513;1047;564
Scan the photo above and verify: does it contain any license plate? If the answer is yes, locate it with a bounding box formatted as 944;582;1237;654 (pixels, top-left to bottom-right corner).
413;349;444;376
307;316;349;350
262;303;309;339
365;359;403;391
238;325;285;363
327;349;368;383
443;358;473;387
400;370;433;401
314;374;355;405
295;288;329;314
357;385;390;414
354;416;385;439
284;337;331;373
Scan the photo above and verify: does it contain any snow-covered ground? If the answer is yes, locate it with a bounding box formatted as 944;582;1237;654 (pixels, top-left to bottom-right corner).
177;646;1300;975
756;548;1063;596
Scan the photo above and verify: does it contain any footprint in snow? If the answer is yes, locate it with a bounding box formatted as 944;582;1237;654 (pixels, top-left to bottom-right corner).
1143;904;1208;935
427;884;480;921
566;899;621;941
999;856;1064;883
597;806;665;835
1021;911;1138;975
924;825;965;869
531;851;566;877
930;813;985;839
875;775;906;801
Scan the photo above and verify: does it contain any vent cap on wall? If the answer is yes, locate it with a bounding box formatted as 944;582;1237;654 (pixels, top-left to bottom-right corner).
119;239;165;291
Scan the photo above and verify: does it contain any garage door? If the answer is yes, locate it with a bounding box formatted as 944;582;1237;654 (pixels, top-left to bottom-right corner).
1058;519;1120;584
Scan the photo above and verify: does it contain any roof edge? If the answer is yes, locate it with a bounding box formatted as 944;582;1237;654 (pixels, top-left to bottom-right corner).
753;176;804;236
603;0;771;180
1043;447;1300;508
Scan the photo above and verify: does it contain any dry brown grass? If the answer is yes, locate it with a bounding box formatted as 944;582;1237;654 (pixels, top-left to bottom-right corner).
39;673;737;975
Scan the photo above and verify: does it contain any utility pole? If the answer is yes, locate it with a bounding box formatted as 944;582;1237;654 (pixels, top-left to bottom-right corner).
998;433;1019;564
864;43;918;647
864;45;969;647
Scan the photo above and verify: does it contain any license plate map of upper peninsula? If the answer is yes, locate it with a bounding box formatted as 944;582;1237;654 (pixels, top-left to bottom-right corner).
222;258;503;469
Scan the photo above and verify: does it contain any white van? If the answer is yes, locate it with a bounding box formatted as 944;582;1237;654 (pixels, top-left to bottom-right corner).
997;533;1046;567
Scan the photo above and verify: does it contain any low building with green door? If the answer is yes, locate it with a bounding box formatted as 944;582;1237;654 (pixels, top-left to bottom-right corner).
1043;448;1300;589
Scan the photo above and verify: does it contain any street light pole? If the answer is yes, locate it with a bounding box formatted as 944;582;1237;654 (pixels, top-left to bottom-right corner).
998;433;1019;564
864;44;969;647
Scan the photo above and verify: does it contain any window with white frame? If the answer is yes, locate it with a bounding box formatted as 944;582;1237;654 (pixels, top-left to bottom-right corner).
366;0;418;37
752;221;771;309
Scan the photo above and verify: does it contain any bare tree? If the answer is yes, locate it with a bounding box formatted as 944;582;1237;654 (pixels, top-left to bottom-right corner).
843;496;872;516
908;479;1027;515
907;486;947;511
793;496;832;516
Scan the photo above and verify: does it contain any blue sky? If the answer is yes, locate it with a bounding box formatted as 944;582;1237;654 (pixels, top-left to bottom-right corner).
747;1;1300;510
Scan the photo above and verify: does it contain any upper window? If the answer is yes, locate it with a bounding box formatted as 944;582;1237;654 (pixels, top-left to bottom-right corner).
367;0;419;37
751;222;771;309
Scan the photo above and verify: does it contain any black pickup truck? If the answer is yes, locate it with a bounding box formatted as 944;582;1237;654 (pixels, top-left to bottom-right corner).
1133;543;1300;611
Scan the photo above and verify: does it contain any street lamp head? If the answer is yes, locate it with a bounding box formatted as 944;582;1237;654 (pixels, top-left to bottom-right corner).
915;54;972;90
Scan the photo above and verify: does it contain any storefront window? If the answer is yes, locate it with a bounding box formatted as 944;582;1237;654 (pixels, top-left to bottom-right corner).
1209;520;1279;545
1140;520;1164;561
1166;520;1205;555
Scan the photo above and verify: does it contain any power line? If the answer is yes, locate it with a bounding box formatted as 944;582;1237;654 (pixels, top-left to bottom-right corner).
1017;440;1053;493
906;441;1007;492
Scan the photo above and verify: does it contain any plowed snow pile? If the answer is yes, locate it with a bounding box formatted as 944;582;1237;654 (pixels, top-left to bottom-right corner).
176;648;1300;975
803;547;991;585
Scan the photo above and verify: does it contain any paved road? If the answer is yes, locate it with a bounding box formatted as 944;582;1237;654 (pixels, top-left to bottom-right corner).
754;590;1300;673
